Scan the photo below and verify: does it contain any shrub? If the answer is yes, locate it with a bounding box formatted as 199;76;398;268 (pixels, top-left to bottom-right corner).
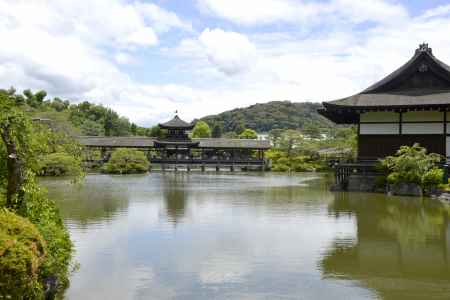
103;148;150;174
0;210;47;299
38;152;83;176
380;143;443;189
17;175;73;295
272;164;290;172
422;168;444;191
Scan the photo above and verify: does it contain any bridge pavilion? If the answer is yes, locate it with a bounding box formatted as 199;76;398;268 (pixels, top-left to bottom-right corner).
79;114;270;171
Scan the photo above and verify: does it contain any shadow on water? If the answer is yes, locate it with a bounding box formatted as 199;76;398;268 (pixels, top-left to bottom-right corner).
320;192;450;300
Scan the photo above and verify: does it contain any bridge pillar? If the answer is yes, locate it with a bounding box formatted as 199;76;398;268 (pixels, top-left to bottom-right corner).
230;165;234;172
174;165;178;172
216;165;220;172
162;164;165;172
187;165;190;172
201;164;205;172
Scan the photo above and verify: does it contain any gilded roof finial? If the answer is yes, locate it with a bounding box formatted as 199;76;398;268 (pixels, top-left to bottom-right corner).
416;43;432;55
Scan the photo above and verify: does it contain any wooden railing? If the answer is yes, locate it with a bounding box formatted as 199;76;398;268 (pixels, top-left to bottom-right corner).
333;161;379;189
150;158;265;165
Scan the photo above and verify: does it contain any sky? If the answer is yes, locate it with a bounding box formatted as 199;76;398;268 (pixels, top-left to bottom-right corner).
2;0;450;126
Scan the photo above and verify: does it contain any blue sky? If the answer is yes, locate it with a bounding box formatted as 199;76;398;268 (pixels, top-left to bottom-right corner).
2;0;450;126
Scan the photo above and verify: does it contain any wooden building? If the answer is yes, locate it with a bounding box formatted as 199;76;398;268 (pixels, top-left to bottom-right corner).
78;115;270;171
319;44;450;160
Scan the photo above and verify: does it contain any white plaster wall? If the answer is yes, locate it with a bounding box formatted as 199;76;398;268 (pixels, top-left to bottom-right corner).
360;123;399;134
360;112;399;122
403;111;443;122
402;123;444;134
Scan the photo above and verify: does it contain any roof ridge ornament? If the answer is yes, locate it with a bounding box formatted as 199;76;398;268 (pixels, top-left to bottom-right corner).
416;43;432;55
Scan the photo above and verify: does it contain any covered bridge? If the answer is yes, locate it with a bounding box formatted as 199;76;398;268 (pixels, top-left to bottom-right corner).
78;115;271;171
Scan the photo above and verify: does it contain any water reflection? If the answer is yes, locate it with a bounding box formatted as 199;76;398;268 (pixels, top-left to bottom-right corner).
39;173;450;299
42;176;131;227
161;174;188;224
321;192;450;300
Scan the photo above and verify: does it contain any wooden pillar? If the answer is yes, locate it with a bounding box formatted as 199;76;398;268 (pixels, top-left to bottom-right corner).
444;110;447;159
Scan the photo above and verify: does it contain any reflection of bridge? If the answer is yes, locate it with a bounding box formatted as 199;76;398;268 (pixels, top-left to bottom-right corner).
77;136;271;171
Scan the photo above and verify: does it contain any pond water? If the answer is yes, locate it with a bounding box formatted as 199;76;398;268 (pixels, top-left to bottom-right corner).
41;173;450;300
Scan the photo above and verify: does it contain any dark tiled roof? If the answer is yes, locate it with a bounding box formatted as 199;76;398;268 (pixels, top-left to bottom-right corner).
77;136;155;147
324;44;450;109
194;138;271;149
325;92;450;108
77;136;271;149
159;115;194;129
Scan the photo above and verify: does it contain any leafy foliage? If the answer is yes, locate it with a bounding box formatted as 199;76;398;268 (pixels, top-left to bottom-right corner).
37;153;83;177
381;143;443;190
238;128;258;139
103;148;150;174
211;123;223;138
0;210;47;299
200;101;334;133
0;89;75;297
192;121;211;138
266;127;356;172
17;174;73;292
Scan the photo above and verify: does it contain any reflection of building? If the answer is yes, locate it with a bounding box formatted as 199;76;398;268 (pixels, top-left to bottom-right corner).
79;114;270;171
161;174;188;224
321;193;450;300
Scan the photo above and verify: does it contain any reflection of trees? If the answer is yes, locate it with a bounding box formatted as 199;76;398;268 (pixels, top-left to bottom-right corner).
44;178;129;227
162;174;188;224
321;192;450;300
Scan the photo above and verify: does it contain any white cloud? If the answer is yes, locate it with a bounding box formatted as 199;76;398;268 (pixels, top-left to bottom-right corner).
199;28;257;76
114;52;135;65
136;2;193;33
197;0;408;26
123;26;158;47
3;0;450;128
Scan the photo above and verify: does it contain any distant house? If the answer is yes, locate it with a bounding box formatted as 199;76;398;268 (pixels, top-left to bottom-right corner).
319;44;450;160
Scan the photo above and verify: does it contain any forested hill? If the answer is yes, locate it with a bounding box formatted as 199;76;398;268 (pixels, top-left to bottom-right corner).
200;101;334;133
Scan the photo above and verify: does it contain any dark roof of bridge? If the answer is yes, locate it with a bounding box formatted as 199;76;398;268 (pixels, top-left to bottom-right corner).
77;136;271;149
159;115;194;129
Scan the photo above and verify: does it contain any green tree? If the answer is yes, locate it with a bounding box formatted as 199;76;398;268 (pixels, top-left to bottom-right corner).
233;121;245;135
212;123;223;138
131;123;137;135
381;143;443;190
0;90;75;297
103;148;150;174
269;129;284;147
81;119;104;136
104;109;114;136
278;129;304;157
192;121;211;138
239;128;258;139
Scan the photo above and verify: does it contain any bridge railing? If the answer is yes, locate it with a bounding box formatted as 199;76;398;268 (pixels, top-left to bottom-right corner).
150;158;265;165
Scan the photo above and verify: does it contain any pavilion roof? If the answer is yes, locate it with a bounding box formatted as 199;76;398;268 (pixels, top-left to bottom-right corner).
320;44;450;123
159;115;194;129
